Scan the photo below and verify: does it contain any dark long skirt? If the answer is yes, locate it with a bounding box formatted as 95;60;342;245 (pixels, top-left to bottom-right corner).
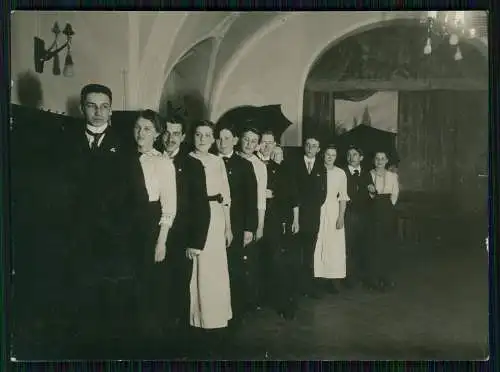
134;201;165;336
369;194;398;284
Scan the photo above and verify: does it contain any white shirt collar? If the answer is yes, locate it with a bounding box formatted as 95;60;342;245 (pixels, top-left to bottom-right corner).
257;152;271;162
348;165;362;173
140;148;160;158
86;123;108;134
166;147;180;159
304;155;315;163
220;150;234;159
238;151;254;161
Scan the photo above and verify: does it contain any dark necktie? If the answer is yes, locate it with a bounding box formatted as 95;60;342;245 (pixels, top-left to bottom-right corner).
87;130;105;151
353;169;360;177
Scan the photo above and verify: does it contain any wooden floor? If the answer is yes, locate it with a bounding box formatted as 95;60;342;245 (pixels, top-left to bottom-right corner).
11;222;489;361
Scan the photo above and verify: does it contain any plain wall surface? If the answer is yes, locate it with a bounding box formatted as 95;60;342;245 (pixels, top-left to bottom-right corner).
209;12;427;146
11;11;130;113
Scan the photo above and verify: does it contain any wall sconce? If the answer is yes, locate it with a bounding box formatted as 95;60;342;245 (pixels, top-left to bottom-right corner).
34;22;75;77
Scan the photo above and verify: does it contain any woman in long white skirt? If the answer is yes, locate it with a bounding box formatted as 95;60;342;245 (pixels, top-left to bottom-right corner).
185;120;233;356
313;144;350;293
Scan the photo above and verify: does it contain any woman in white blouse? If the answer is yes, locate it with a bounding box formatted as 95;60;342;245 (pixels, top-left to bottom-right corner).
186;120;233;355
368;150;399;291
313;144;349;293
129;109;176;336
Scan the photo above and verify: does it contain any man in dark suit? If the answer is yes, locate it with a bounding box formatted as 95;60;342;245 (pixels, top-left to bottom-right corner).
215;124;258;326
63;84;135;353
163;117;210;335
257;131;300;319
343;145;374;289
292;134;327;298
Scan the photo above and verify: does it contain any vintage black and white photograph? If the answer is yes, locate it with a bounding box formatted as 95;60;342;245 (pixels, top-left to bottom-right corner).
8;10;490;360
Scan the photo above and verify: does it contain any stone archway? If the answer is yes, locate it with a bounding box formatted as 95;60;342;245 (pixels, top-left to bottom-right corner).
301;18;488;141
301;18;488;213
298;17;488;144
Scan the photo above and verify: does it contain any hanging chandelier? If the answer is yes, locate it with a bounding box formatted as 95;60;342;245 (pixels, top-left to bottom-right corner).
421;11;476;61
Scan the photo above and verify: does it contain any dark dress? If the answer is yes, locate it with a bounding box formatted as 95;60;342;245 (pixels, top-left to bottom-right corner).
343;166;373;285
221;153;258;321
292;155;327;293
125;150;176;336
368;170;399;287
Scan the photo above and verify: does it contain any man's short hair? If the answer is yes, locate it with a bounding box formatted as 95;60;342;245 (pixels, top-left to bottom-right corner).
165;112;186;134
241;126;261;140
214;124;237;139
303;133;321;145
260;130;276;141
347;144;364;157
80;84;112;104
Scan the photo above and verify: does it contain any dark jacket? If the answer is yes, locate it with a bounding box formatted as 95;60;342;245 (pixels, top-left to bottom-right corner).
265;159;298;224
168;151;211;251
290;154;327;234
221;153;258;237
343;166;373;210
63;123;131;279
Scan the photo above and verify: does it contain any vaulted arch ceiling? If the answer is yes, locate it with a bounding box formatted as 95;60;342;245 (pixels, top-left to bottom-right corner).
138;11;280;110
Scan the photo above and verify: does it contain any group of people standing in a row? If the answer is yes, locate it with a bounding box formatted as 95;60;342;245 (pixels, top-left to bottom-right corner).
60;83;399;356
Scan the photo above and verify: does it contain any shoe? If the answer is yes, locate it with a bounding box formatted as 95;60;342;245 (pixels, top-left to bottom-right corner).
377;279;395;292
341;278;353;289
307;288;323;299
326;285;339;294
361;280;378;291
278;309;296;320
228;317;245;331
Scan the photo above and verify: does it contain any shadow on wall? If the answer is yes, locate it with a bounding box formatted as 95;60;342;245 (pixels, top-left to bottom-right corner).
160;89;208;140
66;95;82;118
16;71;43;108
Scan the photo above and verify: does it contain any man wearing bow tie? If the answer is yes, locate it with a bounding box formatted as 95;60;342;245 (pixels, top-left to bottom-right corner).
63;84;135;351
343;145;373;289
292;135;327;298
163;117;210;335
215;125;258;327
257;131;299;319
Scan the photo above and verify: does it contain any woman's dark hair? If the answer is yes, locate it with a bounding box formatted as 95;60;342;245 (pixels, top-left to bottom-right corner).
192;119;216;134
372;150;392;169
136;109;165;134
373;150;390;159
324;143;338;152
80;84;113;104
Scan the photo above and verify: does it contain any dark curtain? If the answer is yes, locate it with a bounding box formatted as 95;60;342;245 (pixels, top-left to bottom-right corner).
397;91;488;214
302;90;336;144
